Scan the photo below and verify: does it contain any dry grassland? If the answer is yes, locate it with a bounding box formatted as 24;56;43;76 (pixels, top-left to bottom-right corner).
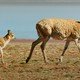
0;40;80;80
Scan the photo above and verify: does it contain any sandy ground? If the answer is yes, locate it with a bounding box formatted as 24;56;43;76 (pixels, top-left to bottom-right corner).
0;40;80;80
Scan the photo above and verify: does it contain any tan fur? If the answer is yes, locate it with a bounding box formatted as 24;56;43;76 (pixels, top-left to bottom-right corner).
0;38;5;47
0;30;14;63
26;18;80;63
36;18;80;40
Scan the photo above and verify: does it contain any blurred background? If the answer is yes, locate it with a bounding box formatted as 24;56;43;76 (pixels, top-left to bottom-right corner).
0;0;80;39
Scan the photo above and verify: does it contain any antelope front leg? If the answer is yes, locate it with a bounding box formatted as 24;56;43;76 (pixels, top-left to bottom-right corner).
26;38;42;63
40;36;50;63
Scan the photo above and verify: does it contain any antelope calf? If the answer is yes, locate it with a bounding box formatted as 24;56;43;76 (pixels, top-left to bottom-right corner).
26;18;80;63
0;30;14;63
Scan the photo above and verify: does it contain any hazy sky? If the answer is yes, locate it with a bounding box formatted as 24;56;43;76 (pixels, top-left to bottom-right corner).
0;5;80;39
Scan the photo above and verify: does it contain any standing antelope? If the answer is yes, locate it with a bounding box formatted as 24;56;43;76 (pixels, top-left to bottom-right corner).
0;30;14;63
26;18;80;63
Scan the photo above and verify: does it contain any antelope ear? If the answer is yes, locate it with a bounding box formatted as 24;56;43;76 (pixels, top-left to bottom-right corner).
8;30;11;34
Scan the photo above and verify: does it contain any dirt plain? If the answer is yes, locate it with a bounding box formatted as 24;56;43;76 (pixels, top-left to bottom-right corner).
0;39;80;80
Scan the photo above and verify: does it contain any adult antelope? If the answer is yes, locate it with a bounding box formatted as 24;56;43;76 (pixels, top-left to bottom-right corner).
0;30;14;63
26;18;80;63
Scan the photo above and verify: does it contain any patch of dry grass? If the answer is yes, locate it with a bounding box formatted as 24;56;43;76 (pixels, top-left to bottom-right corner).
0;41;80;80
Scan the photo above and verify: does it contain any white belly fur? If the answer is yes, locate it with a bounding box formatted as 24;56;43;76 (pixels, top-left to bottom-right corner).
2;40;10;49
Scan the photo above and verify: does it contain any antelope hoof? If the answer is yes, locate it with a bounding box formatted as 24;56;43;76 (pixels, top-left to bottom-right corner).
44;60;49;64
26;58;29;63
59;56;63;62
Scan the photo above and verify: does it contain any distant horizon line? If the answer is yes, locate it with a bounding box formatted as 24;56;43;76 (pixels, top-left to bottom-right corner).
11;38;66;43
0;1;80;6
